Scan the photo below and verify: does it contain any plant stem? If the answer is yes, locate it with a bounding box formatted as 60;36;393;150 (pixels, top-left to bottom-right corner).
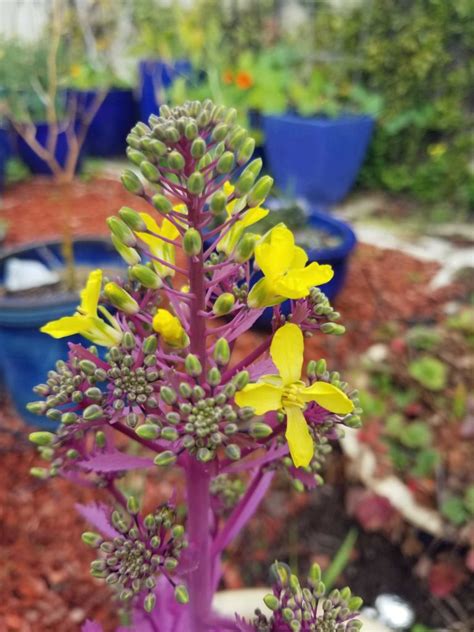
185;457;212;632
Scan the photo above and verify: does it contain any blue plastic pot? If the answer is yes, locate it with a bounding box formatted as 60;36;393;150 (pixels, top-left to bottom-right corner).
138;59;192;122
263;113;374;207
68;88;136;157
253;209;357;329
0;238;125;427
15;121;83;176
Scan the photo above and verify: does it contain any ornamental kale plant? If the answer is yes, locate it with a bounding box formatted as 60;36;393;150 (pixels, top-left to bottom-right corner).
28;100;363;632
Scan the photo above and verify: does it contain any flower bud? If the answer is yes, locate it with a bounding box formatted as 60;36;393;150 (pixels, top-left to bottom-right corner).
185;121;198;140
121;169;144;196
197;110;210;128
26;401;47;415
136;424;160;440
126;133;141;149
140;161;160;182
187;172;205;195
143;334;158;354
212;123;229;142
263;594;280;611
104;282;139;315
247;175;273;207
151;193;173;214
207;367;221;386
224;108;237;126
111;234;141;265
127;496;140;514
214;338;230;365
234;173;255;196
144;593;156;613
119;206;147;231
209;190;227;214
107;216;136;247
126;147;146;166
320;323;346;335
197;152;213;170
213;292;235;316
82;531;103;547
237;137;256;164
168;150;185;171
95;431;106;447
185;354;202;376
233;370;249;390
191;137;206;159
165;127;180;143
225;444;241;460
183;228;202;256
216;151;235;174
161;427;179;441
83;404;104;420
241;157;263;179
29;431;54;446
154;450;177;467
133;122;151;136
160;386;177;405
149;139;167;156
235;233;259;263
175;585;189;604
249;422;273;438
131;264;162;289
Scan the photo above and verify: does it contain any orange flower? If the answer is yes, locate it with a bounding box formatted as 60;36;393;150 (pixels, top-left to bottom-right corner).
222;69;234;85
235;70;254;90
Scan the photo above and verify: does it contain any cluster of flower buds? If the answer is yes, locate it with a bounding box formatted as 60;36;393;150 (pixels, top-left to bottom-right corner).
244;562;362;632
82;500;188;613
210;474;246;511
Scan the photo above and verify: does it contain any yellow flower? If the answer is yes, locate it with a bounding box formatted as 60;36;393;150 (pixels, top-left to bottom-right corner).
428;143;447;159
135;209;184;278
40;270;122;347
217;182;269;256
234;323;353;467
247;225;334;308
152;309;188;348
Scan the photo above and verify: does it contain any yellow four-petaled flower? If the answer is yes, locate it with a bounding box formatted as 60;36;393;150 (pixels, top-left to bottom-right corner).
234;323;353;467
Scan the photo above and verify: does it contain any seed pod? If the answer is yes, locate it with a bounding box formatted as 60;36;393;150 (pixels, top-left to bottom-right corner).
209;190;227;214
131;264;162;289
191;137;206;159
104;282;139;315
154;451;177;467
187;172;205;195
136;424;160;440
184;354;202;376
111;234;141;265
29;431;54;446
247;175;273;207
183;228;202;256
121;169;144;196
213;292;235;316
126;147;146;166
168;150;185;171
214;338;230;365
119;206;147;231
107;216;136;247
216;151;235;174
140;161;160;182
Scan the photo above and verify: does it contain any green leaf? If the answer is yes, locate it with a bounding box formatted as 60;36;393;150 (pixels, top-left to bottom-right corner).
408;356;448;391
406;326;442;351
440;496;468;526
359;390;386;417
385;413;405;437
411;449;440;477
388;443;410;472
464;486;474;515
399;421;432;449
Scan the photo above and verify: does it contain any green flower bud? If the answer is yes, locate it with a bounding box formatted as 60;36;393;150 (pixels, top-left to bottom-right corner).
160;386;177;405
224;108;237;126
211;123;228;142
247;175;273;207
95;431;106;447
175;584;189;604
127;496;140;514
121;169;144;196
83;404;104;420
184;354;202;376
197;447;213;462
197;110;210;129
107;216;137;248
119;206;147;231
104;282;139;315
165;127;180;143
207;367;222;386
185;121;198;140
216;151;235;174
320;323;346;335
233;370;249;390
241;157;263;179
213;292;235;316
82;531;103;547
225;444;241;460
26;401;47;415
183;228;202;256
187;172;205;195
191;137;206;159
131;264;162;289
235;233;259;263
197;152;213;170
161;427;179;441
61;412;78;425
149;139;167;157
144;593;156;613
143;334;158;354
263;594;280;611
126;133;141;149
214;338;230;365
234;173;255;196
111;234;141;265
133;122;150;137
348;596;363;611
140;161;160;182
126;147;146;166
85;387;102;401
308;563;322;586
249;422;273;438
345;415;362;428
154;451;177;467
178;382;192;398
151;193;172;214
136;424;160;440
209;190;227;214
237;137;256;164
168;150;185;171
29;431;54;446
30;466;49;479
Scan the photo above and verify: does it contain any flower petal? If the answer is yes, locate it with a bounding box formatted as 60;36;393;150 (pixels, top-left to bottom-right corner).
255;225;295;279
240;207;269;229
302;382;354;415
161;218;180;241
80;269;102;315
270;323;303;385
234;382;283;415
285;405;314;468
289;245;308;270
295;262;334;288
41;315;91;338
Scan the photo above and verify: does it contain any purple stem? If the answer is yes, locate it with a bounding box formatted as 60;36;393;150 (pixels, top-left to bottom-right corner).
221;337;271;382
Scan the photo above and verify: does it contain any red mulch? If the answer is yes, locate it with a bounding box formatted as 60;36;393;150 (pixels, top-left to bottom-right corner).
0;178;464;631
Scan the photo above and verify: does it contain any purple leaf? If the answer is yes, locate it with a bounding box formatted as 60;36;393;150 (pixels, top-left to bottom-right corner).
77;451;154;473
75;502;119;539
82;621;104;632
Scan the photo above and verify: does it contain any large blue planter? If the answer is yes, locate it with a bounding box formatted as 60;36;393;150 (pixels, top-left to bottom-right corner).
254;209;357;329
68;88;136;157
15;121;82;176
138;59;192;122
0;238;125;427
263;113;374;207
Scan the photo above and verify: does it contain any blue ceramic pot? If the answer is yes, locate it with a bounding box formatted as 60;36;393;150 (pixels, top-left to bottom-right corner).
68;88;137;157
15;121;83;176
0;238;126;427
138;59;192;122
253;209;357;329
263;113;374;207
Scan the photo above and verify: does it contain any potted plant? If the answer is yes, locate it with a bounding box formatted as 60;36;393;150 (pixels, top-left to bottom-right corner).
27;99;364;631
